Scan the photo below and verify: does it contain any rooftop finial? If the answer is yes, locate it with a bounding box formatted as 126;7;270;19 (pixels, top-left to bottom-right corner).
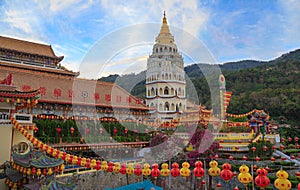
163;10;167;24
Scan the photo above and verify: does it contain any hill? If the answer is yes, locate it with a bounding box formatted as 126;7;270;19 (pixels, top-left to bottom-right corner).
99;49;300;125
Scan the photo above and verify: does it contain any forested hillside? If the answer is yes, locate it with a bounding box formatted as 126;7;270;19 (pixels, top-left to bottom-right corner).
99;49;300;125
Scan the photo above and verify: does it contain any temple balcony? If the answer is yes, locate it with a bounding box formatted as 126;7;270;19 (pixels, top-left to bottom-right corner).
13;113;33;124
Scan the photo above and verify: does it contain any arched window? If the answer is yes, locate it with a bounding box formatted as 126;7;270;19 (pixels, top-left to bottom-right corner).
156;48;158;53
171;103;175;111
159;88;163;95
151;87;155;96
159;103;163;111
171;88;174;95
147;90;150;96
160;47;162;52
169;47;172;52
165;102;170;111
178;88;182;96
162;74;165;80
164;86;169;95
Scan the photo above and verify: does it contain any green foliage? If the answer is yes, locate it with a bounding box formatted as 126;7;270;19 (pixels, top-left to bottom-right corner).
248;141;274;158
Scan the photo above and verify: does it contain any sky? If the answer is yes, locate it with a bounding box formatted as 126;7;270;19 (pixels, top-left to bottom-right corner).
1;0;300;78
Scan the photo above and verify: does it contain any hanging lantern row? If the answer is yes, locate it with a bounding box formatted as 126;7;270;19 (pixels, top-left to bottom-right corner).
4;178;20;189
11;161;64;176
228;122;250;127
8;117;294;185
0;97;38;105
34;114;162;127
36;105;150;116
227;109;268;118
21;125;38;132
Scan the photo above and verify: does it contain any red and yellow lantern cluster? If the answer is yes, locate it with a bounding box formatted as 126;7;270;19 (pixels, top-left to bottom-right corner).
11;162;64;176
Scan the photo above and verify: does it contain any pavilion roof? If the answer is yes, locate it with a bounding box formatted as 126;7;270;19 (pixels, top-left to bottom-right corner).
12;150;63;168
0;36;62;60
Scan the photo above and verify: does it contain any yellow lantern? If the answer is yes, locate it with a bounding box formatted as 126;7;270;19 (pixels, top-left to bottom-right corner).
180;162;191;178
126;163;134;175
47;168;53;175
90;159;97;169
274;169;291;190
142;163;151;176
81;157;86;167
208;160;220;177
60;164;65;172
37;169;41;176
101;161;108;171
72;156;78;165
160;163;170;177
238;164;252;186
113;162;120;173
26;168;31;176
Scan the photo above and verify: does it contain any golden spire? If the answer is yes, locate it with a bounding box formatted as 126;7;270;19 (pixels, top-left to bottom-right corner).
155;11;175;45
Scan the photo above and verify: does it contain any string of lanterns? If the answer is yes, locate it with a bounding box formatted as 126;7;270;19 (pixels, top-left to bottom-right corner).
10;116;298;190
226;109;267;118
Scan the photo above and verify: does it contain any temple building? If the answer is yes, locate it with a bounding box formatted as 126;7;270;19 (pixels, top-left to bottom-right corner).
146;12;187;122
0;36;150;123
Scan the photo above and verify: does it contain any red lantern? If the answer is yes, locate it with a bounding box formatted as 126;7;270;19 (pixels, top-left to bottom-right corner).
108;162;114;172
263;146;268;151
151;163;160;178
270;157;276;162
31;167;36;175
217;183;222;188
253;165;258;170
251;147;256;152
56;127;61;135
229;156;234;161
193;161;205;179
295;137;299;142
134;164;142;176
291;155;295;159
124;128;128;134
255;168;270;188
220;163;233;181
42;168;47;175
120;163;126;174
70;127;75;134
255;156;260;162
281;157;287;161
170;162;180;177
113;127;118;136
272;145;277;150
288;137;292;141
242;156;248;161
